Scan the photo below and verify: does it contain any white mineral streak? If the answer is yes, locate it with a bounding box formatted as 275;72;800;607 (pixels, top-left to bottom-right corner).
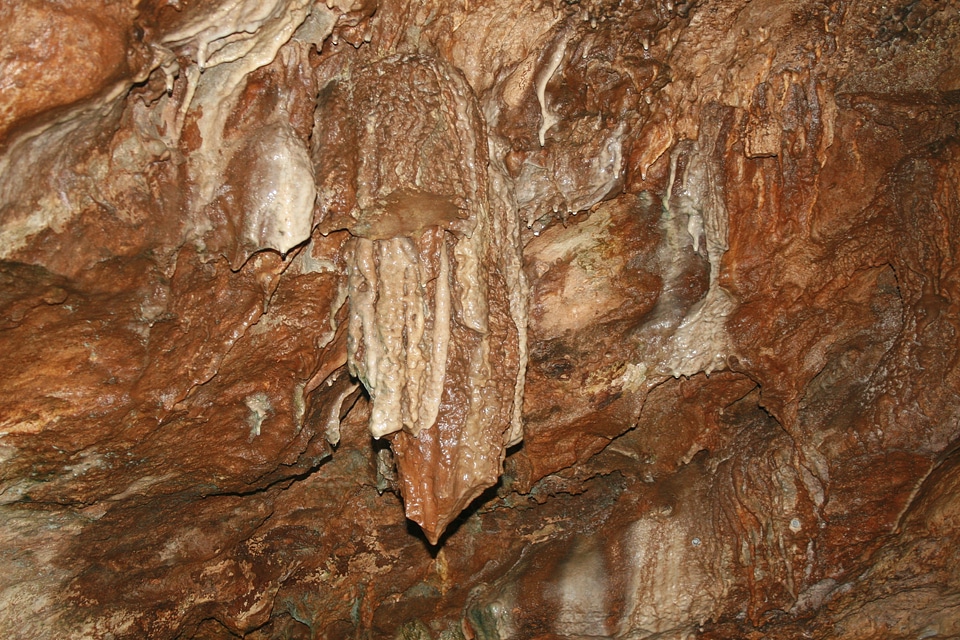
483;70;531;445
662;123;737;378
664;286;737;377
0;115;98;257
322;377;360;447
163;0;296;70
615;362;649;394
618;517;723;636
454;227;490;333
536;30;569;147
371;239;408;437
400;241;427;429
554;540;611;637
162;0;328;255
346;238;381;423
420;239;452;437
589;121;626;205
487;155;529;446
236;122;317;259
448;62;492;336
244;392;272;439
346;234;453;439
460;338;491;478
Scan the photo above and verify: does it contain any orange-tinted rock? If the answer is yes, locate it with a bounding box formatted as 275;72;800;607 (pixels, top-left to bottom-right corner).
0;0;146;147
1;0;960;638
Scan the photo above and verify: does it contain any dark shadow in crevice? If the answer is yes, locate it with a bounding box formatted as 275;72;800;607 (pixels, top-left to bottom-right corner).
405;478;505;557
204;454;333;499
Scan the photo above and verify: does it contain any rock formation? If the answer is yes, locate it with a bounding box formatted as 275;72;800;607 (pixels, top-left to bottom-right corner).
0;0;958;638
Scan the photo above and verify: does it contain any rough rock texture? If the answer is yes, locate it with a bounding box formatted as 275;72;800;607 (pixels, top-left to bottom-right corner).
312;52;526;542
1;0;959;638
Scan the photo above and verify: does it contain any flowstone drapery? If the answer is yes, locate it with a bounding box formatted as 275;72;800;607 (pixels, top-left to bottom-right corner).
312;54;527;543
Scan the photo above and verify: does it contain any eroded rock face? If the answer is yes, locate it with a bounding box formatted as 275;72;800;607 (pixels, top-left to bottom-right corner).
1;0;959;638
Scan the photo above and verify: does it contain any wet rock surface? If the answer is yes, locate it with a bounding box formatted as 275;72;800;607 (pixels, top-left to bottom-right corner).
1;0;959;638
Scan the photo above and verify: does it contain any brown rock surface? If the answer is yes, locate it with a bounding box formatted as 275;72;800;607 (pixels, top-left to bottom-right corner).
1;0;959;638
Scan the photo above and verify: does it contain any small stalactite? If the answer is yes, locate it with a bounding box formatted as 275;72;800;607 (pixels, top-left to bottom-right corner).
312;54;527;543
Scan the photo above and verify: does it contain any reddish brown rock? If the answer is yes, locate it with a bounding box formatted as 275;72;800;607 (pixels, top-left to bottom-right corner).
0;0;150;147
1;0;959;638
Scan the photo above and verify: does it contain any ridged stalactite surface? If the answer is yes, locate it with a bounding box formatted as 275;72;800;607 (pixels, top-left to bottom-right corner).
312;54;526;543
0;0;959;639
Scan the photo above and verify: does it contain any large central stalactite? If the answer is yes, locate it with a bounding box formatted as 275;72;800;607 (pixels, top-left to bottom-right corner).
0;0;959;638
312;53;527;541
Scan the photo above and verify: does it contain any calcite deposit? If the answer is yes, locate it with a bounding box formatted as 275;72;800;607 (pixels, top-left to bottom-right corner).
1;0;959;638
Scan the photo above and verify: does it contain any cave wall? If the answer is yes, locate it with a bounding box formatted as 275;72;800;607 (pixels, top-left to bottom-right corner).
1;0;959;638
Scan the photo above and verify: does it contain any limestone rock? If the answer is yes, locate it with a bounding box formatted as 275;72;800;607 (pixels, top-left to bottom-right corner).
1;0;959;638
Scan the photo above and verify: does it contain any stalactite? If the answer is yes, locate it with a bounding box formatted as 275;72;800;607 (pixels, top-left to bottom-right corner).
312;54;527;542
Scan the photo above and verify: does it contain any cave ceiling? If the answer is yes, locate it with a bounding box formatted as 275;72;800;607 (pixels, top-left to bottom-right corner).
1;0;960;638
